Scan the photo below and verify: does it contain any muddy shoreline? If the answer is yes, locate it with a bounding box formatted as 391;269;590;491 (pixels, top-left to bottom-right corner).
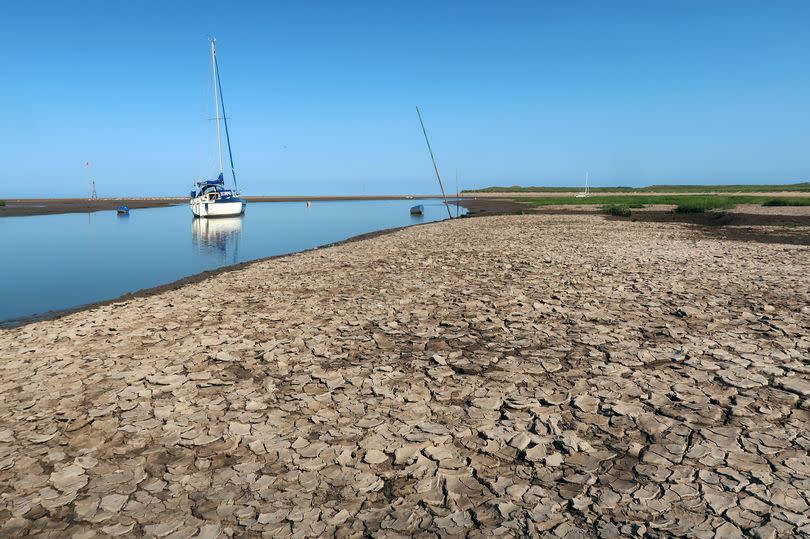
0;218;455;329
1;200;472;327
0;198;184;217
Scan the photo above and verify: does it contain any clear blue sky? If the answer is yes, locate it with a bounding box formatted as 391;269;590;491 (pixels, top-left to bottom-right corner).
2;1;808;197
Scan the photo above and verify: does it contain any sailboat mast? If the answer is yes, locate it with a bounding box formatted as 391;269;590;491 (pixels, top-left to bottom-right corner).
455;169;460;218
416;106;452;219
213;48;239;193
211;39;224;174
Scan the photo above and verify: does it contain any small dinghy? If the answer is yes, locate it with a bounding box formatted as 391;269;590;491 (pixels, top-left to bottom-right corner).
116;205;130;215
410;204;424;215
575;172;590;198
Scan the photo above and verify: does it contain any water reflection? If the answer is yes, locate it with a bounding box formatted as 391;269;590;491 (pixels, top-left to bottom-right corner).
191;216;243;264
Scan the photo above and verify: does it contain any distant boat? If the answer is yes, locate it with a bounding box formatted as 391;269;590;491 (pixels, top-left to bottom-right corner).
306;201;312;208
410;205;424;215
190;39;245;218
116;205;129;215
575;171;590;198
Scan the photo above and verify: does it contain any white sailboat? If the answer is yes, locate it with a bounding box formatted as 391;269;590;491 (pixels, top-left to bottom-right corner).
190;39;246;218
575;171;590;198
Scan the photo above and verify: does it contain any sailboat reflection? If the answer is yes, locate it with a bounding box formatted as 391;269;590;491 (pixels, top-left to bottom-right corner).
191;216;243;264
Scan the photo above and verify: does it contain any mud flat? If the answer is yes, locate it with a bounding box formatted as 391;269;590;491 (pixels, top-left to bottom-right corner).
0;198;185;217
0;213;808;537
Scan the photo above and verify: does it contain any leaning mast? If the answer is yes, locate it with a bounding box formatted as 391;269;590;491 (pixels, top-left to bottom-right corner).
416;106;452;219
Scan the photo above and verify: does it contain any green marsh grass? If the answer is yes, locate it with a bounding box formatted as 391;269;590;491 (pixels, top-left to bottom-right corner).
520;194;810;211
762;198;810;207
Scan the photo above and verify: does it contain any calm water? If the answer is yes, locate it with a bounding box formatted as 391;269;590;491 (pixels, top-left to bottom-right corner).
0;200;464;325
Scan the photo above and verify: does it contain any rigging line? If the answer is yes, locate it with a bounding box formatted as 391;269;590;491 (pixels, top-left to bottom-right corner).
416;106;452;219
213;47;239;193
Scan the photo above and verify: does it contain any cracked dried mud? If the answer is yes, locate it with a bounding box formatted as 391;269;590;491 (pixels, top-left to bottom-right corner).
1;213;808;538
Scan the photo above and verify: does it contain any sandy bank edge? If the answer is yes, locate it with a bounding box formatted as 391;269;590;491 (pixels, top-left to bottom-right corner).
0;204;485;329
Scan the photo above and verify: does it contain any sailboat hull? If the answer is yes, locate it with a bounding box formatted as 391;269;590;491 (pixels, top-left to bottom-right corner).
190;198;246;218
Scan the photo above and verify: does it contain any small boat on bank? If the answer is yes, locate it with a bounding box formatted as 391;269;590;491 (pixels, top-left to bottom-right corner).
575;171;590;198
116;205;129;215
190;38;245;219
410;204;424;215
415;106;453;219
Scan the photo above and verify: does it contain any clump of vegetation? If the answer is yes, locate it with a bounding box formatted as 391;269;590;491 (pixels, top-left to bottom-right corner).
675;204;706;213
675;197;736;213
763;198;810;206
602;204;632;217
0;200;5;207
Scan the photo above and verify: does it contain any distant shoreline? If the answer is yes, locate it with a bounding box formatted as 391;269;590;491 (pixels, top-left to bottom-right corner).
4;190;808;218
0;195;463;218
466;181;810;194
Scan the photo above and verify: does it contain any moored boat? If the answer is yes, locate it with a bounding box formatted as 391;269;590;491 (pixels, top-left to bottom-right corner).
575;171;590;198
190;175;245;218
116;205;129;215
410;204;424;215
190;38;245;218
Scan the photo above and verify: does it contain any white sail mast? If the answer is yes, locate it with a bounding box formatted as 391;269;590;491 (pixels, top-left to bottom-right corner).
211;39;224;174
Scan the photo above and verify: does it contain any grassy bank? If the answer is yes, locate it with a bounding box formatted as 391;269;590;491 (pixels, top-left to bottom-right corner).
467;182;810;194
522;195;810;214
